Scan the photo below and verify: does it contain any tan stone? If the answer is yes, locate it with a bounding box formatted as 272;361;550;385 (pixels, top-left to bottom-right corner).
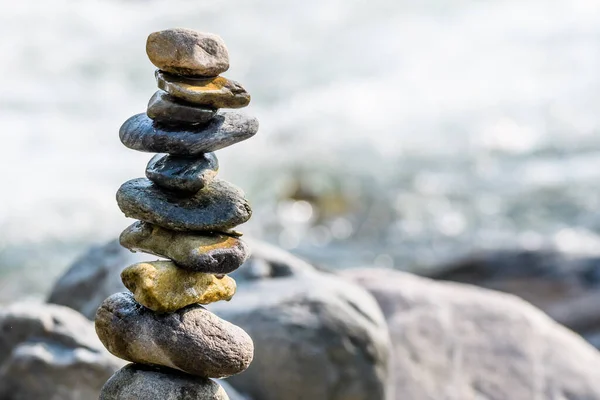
120;261;236;313
146;28;229;77
156;70;250;109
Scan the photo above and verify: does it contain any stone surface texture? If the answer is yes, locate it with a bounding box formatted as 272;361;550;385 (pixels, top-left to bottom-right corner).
427;248;600;348
146;152;219;193
119;112;258;155
211;244;391;400
0;302;123;400
156;70;250;109
147;90;217;125
146;28;229;76
100;364;229;400
120;221;250;273
121;261;236;312
342;268;600;400
95;292;254;378
116;178;251;232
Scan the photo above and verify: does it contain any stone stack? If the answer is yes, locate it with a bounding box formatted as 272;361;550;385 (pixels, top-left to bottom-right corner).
95;28;257;399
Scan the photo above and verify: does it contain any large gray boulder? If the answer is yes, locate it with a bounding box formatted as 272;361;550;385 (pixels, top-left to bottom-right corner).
343;268;600;400
211;258;391;400
49;239;392;400
0;302;123;400
427;248;600;347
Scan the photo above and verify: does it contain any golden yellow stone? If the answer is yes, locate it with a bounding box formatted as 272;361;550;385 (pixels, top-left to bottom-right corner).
121;261;236;313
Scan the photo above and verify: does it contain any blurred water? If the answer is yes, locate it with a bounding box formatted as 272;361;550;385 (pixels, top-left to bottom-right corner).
1;0;600;301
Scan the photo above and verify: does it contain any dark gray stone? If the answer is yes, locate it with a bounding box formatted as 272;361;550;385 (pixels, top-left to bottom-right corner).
0;302;110;365
0;340;120;400
146;29;229;77
100;364;229;400
95;292;254;378
146;152;219;194
116;178;251;232
119;112;258;156
147;91;217;125
156;71;250;109
0;303;123;400
120;221;250;273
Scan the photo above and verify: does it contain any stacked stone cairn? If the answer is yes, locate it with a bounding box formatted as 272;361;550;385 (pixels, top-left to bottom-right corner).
95;28;257;399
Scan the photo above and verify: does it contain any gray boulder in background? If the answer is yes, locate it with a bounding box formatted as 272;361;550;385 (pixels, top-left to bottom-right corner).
47;239;151;320
48;238;392;400
427;248;600;347
343;268;600;400
0;302;123;400
211;244;392;400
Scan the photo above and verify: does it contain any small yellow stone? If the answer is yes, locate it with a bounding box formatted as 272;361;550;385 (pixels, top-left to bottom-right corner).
121;261;236;313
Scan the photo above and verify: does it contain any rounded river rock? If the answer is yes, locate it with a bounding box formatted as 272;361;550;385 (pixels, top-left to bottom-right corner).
146;152;219;194
121;261;236;313
120;221;250;273
119;112;258;156
156;70;250;109
100;364;229;400
147;90;217;125
116;178;251;232
146;28;229;77
95;292;254;378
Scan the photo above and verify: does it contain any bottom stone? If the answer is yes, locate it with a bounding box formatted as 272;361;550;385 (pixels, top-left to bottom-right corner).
100;364;229;400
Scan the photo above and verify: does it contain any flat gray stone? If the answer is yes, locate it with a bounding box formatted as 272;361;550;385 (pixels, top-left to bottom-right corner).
95;292;254;378
156;71;250;109
119;112;258;156
100;364;229;400
146;28;229;77
146;152;219;194
120;221;250;273
116;178;251;232
147;91;217;125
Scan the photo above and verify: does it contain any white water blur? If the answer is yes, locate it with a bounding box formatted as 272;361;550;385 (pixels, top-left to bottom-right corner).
1;0;600;299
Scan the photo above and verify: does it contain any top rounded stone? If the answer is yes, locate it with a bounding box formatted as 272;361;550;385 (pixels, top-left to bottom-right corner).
146;28;229;77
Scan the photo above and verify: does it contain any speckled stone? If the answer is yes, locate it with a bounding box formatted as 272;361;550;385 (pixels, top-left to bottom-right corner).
120;261;236;313
119;112;258;156
147;91;217;125
120;221;250;273
116;178;251;232
95;292;254;378
100;364;230;400
146;28;229;77
146;152;218;194
156;70;250;109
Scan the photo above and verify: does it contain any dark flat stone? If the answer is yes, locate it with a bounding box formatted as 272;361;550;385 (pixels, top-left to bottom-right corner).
95;293;254;378
100;364;229;400
120;221;250;273
147;90;217;125
145;152;219;194
116;178;251;232
156;70;250;109
119;112;258;156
